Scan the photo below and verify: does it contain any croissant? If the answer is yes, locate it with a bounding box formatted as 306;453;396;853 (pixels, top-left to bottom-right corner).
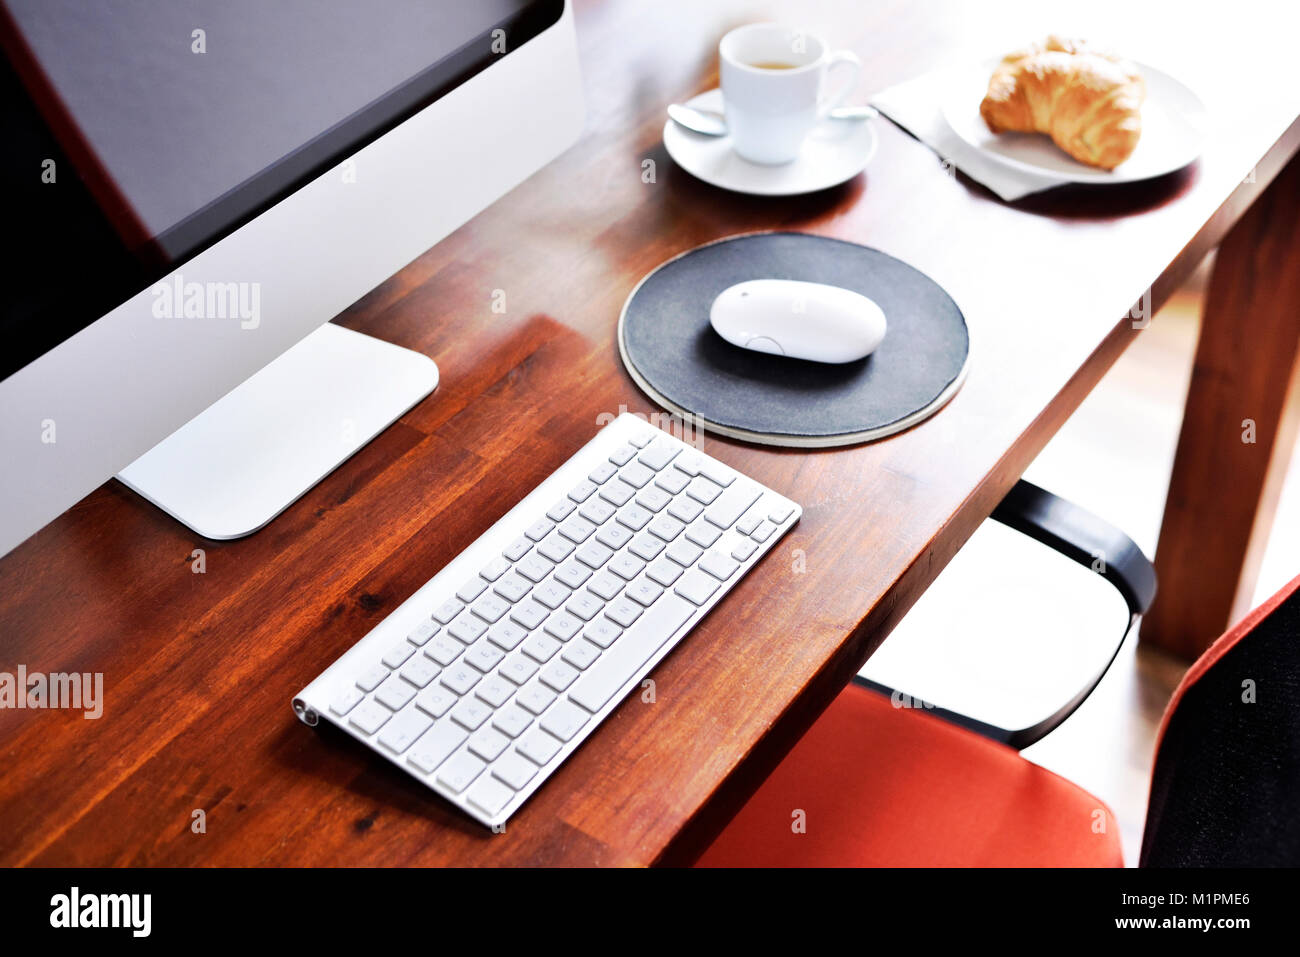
979;36;1145;170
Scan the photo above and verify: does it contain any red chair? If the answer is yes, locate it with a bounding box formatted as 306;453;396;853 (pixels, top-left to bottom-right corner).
697;481;1300;867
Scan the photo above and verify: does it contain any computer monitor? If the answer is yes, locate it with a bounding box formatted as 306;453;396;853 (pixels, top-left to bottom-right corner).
0;0;583;557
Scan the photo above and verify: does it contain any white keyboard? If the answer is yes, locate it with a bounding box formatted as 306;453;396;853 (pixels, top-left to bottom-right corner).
293;413;801;828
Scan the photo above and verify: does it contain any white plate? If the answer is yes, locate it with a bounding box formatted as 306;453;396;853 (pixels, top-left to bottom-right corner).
940;59;1207;184
663;89;877;196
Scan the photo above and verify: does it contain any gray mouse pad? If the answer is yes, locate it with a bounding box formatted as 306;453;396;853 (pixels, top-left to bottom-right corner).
617;232;970;447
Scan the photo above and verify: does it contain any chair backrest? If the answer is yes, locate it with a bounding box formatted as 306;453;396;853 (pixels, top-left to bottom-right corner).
1140;573;1300;866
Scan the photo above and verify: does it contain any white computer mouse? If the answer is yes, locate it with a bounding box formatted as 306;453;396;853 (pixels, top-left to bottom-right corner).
709;279;887;363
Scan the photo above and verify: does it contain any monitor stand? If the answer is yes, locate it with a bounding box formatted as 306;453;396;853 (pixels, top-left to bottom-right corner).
116;323;438;540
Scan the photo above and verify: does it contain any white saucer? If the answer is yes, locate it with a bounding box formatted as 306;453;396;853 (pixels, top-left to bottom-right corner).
940;59;1206;184
663;89;877;196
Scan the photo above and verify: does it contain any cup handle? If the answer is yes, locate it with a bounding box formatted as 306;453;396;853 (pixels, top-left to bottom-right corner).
818;50;862;116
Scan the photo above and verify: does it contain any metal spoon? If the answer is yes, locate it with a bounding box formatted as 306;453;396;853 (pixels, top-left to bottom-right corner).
668;102;878;137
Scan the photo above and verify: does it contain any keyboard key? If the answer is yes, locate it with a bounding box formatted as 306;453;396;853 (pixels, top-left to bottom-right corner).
488;620;529;651
596;523;633;550
685;477;722;505
425;634;463;666
620;462;655;489
598;479;635;507
646;558;684;587
576;541;614;569
480;553;514;582
675;569;720;606
655;469;690;495
665;540;703;567
731;539;759;562
674;454;702;476
468;727;511;762
628;430;656;449
522;633;561;663
636;487;672;513
472;592;511;624
583;618;622;648
546;499;576;522
560;639;602;671
493;751;539;790
700;461;735;488
330;687;364;717
517;683;558;715
752;520;776;542
588;461;617;485
736;513;761;536
518;729;562;765
382;642;415;669
493;573;532;604
565;591;605;621
685;522;722;548
357;665;390;693
456;577;489;603
433;599;465;625
504;537;532;562
467;776;515;816
606;598;644;627
492;705;533;738
558;517;597;544
544;611;583;642
537;535;575;563
526;518;555;542
375;675;416;711
448;615;488;644
567;480;598;503
541;660;581;691
768;503;795;523
647;514;686;546
541;700;590;741
705;482;761;530
629;533;665;561
475;674;515;708
441;664;480;696
608;444;636;466
499;655;538;685
464;640;505;673
616;504;653;531
609;553;646;581
699;550;740;581
510;599;549;630
517;554;554;584
667;497;703;523
407;722;467;773
401;656;441;689
437;751;486;793
415;685;457;719
569;594;694;713
587;572;623;601
349;700;392;735
579;498;616;525
554;560;593;589
638;443;679;471
406;620;439;646
379;709;432;754
532;579;572;610
452;698;492;731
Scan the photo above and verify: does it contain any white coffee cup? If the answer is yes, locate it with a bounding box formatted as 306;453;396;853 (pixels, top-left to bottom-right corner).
719;24;861;165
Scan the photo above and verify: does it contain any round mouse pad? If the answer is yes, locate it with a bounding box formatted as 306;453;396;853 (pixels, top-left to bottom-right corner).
617;232;970;447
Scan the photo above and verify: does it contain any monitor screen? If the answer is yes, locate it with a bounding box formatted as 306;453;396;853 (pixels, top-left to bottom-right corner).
0;0;562;382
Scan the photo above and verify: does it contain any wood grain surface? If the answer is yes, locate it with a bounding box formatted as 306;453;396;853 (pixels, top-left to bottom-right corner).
1;0;1297;865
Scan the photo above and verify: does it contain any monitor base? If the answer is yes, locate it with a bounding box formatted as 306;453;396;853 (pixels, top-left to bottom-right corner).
116;323;438;540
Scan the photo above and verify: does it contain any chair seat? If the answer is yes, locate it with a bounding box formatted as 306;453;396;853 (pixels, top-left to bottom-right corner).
697;683;1123;867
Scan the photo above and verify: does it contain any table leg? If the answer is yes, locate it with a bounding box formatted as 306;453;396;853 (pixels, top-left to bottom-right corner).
1144;151;1300;659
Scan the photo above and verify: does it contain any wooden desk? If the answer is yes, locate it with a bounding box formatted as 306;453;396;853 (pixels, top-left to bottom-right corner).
2;0;1297;865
